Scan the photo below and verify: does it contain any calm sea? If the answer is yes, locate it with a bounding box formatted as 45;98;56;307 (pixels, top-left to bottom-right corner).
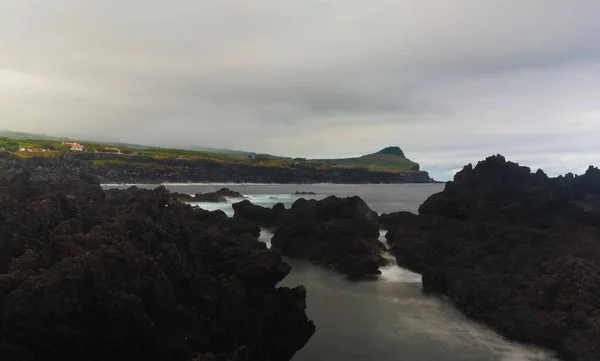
103;183;557;361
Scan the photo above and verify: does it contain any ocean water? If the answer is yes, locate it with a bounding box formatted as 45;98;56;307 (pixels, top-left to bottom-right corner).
103;183;558;361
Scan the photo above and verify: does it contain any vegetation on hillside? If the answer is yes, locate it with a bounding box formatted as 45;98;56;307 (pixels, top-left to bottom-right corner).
0;135;422;174
375;146;406;157
298;146;419;172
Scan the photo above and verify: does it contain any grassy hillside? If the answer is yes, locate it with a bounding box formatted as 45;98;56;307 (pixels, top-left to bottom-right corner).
0;130;70;142
0;134;422;174
295;147;420;173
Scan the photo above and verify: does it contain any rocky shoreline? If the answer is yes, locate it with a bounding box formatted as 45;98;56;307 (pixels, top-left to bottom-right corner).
0;153;433;184
0;173;315;361
384;155;600;361
2;153;598;360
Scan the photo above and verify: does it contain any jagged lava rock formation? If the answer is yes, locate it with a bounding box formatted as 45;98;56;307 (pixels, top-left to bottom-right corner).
271;196;388;280
0;173;314;361
234;196;388;279
232;200;287;228
386;155;600;361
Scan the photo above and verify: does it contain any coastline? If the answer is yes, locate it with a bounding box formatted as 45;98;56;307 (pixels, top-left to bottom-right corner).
0;153;435;184
1;157;585;360
101;182;442;186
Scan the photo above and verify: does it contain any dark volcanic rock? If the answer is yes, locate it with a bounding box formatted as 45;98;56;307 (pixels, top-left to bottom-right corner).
215;188;244;198
0;174;314;361
271;196;388;280
378;211;417;230
192;188;244;203
227;217;261;238
386;155;600;361
232;200;286;227
173;192;195;202
194;192;227;203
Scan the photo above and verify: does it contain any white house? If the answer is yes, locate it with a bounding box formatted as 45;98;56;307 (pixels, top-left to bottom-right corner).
62;142;85;151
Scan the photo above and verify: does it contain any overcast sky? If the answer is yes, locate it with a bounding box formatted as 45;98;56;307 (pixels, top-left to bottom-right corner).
1;1;600;180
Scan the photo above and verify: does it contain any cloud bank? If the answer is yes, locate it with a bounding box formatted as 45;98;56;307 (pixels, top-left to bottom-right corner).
1;0;600;180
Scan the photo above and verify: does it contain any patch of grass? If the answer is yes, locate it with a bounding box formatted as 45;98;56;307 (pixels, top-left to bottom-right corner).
91;159;127;167
13;151;60;159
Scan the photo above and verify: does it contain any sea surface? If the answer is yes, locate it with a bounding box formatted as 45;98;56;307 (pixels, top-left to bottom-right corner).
103;183;558;361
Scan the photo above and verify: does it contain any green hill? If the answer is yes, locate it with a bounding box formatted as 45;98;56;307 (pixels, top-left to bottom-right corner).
375;146;406;157
297;146;420;173
0;130;70;142
0;130;424;175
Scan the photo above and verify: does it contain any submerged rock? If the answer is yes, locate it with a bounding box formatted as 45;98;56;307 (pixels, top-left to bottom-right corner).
0;174;314;361
271;196;388;279
386;155;600;361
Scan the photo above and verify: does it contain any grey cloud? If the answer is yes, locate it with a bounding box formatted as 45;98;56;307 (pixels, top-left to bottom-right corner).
1;1;600;180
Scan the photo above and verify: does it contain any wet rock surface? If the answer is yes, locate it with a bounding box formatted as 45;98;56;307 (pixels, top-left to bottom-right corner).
271;196;388;280
0;173;314;361
386;155;600;361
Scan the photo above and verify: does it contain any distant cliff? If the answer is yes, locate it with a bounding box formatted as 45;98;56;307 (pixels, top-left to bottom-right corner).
0;152;434;184
301;146;422;173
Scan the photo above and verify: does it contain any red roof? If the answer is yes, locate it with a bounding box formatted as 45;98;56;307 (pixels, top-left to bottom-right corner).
62;142;84;148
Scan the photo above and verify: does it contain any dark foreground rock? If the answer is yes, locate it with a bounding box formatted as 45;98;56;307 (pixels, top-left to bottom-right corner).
271;196;388;280
0;173;314;361
378;211;418;230
386;155;600;361
232;200;286;227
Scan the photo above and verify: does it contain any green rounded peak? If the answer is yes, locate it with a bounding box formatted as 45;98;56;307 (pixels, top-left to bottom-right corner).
375;146;405;157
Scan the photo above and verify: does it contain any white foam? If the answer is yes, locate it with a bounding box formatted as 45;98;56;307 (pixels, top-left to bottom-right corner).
187;202;234;217
160;182;328;186
183;193;299;218
379;264;422;283
379;229;388;245
259;229;274;248
245;194;296;203
396;296;559;361
102;183;155;187
377;230;422;283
